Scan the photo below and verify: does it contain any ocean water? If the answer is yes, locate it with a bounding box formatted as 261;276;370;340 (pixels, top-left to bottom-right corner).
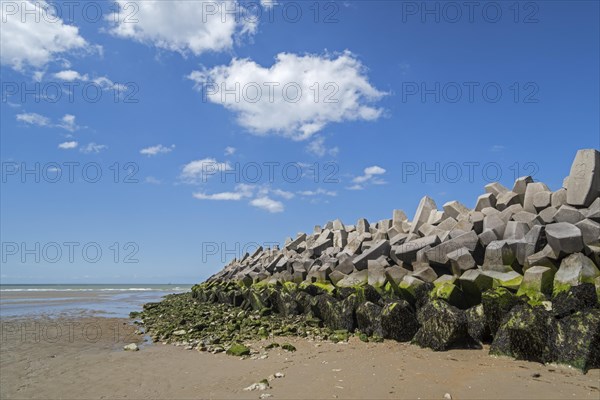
0;284;193;319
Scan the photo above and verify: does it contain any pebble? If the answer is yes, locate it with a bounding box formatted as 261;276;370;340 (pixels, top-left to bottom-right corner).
123;343;139;351
443;393;452;400
259;394;273;399
244;381;270;391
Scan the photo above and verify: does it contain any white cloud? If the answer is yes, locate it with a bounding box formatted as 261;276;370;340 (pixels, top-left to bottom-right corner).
306;136;339;157
181;158;231;183
58;141;78;149
53;70;89;81
16;112;80;131
107;0;255;56
140;144;175;156
353;165;386;183
80;142;108;154
268;188;294;200
346;184;364;191
250;196;284;213
188;51;386;140
298;188;337;197
0;0;90;71
16;112;50;127
193;184;254;201
224;146;236;156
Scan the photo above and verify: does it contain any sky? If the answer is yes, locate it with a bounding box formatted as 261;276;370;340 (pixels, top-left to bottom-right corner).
1;0;599;284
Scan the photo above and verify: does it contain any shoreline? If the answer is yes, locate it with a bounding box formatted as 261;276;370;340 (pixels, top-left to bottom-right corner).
1;313;599;400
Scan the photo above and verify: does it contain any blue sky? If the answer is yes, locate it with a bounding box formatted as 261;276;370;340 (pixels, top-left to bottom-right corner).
1;0;599;284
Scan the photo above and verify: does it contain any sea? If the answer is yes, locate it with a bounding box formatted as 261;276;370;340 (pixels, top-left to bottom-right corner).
0;284;192;319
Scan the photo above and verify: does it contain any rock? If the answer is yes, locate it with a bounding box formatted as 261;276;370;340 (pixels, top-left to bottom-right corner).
381;300;420;341
550;309;600;372
475;193;497;212
244;380;270;391
353;240;391;270
425;231;479;266
393;235;440;264
356;301;383;337
413;300;470;351
538;206;557;224
496;191;521;211
482;287;521;336
281;343;296;352
575;218;600;245
123;343;139;351
517;266;555;300
447;247;476;275
412;264;438;283
523;182;551;214
483;240;517;268
554;205;585;225
481;269;523;290
485;182;509;197
465;304;489;343
503;221;530;240
533;190;552;211
410;196;438;235
545;222;584;255
430;281;467;309
443;201;470;220
226;343;251;356
512;176;533;205
553;253;600;296
336;270;368;288
459;269;493;304
525;244;559;271
566;149;600;207
490;303;552;363
552;283;598;319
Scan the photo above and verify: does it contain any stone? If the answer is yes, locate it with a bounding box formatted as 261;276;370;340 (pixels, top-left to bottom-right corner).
525;245;559;271
552;283;598;319
428;210;446;225
227;343;251;356
465;304;489;343
425;231;479;266
538;206;557;224
511;211;541;229
495;191;521;211
585;197;600;222
553;253;600;295
545;222;584;255
483;240;516;268
413;300;470;351
367;263;387;288
353;240;391;270
123;343;139;351
459;269;493;304
517;266;555;299
490;304;552;363
481;287;521;336
397;276;425;303
393;209;408;227
485;182;509;197
410;196;437;235
554;205;585;224
333;230;348;248
478;229;498;247
381;300;420;342
285;233;307;251
430;281;467;309
482;269;523;290
551;188;567;208
575;218;600;245
532;190;552;211
566;149;600;207
335;257;355;274
512;176;533;205
503;221;530;240
393;235;440;264
336;270;368;288
550;309;600;372
411;264;437;283
523;182;551;214
385;266;409;285
447;247;476;275
356;301;383;337
329;270;346;285
483;214;506;238
475;193;496;211
443;201;470;220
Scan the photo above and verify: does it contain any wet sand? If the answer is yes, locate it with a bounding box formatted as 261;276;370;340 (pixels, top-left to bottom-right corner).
1;315;599;400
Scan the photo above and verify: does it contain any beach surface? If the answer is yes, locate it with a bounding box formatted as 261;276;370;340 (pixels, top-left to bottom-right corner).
1;290;599;400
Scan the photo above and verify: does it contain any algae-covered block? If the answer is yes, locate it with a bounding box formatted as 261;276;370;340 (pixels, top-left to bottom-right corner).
465;304;489;344
517;266;555;300
398;275;425;304
550;309;600;373
356;301;383;337
430;282;467;309
458;269;493;304
552;283;598;319
481;269;523;290
226;343;251;356
490;303;552;363
381;300;419;342
481;287;521;337
412;299;470;351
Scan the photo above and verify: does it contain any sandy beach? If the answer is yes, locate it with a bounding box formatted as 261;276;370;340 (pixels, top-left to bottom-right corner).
1;312;599;400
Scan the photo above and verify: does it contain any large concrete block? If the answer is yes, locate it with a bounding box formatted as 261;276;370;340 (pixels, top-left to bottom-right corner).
425;231;479;265
475;193;496;211
353;240;391;271
356;218;370;235
566;149;600;207
538;206;557;224
517;266;555;297
485;182;509;197
409;196;437;235
496;191;521;211
503;221;530;240
443;200;470;220
447;247;476;275
393;235;440;264
533;190;552;212
525;244;559;271
553;205;585;224
512;176;534;205
553;252;600;295
523;182;551;213
551;188;567;208
575;218;600;245
545;222;584;255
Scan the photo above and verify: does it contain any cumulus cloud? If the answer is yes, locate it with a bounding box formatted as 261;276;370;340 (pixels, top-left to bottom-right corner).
140;144;175;156
349;165;386;190
297;188;337;197
53;70;89;81
107;0;255;56
16;112;79;131
181;158;231;183
250;196;284;213
188;51;386;140
58;141;78;150
193;184;254;201
0;0;90;71
80;142;108;154
16;112;50;127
